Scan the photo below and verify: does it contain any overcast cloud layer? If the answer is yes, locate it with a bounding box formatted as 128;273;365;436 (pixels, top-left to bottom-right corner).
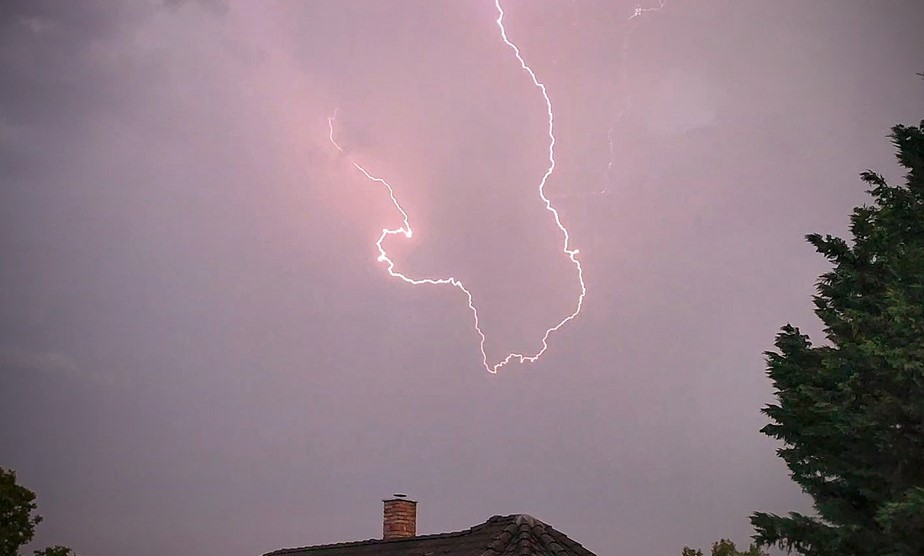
2;1;923;555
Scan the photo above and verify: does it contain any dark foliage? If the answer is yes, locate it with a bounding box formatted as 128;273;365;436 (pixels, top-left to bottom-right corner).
33;547;75;556
682;539;768;556
0;469;75;556
751;121;924;555
0;469;41;556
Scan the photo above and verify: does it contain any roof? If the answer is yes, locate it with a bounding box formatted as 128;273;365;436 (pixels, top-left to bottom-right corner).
264;514;597;556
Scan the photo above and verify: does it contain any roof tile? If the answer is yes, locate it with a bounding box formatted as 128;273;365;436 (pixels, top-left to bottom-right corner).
263;515;596;556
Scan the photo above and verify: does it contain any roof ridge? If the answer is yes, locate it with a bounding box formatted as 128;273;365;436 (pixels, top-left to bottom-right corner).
479;513;597;556
262;513;597;556
264;515;514;556
513;513;544;526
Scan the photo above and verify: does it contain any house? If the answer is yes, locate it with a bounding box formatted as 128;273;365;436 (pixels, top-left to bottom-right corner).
263;495;598;556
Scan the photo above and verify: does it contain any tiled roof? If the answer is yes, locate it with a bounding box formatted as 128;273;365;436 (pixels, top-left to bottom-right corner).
264;514;597;556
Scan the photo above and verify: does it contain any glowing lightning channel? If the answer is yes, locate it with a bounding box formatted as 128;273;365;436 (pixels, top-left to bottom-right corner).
327;0;586;374
328;114;495;373
491;0;586;371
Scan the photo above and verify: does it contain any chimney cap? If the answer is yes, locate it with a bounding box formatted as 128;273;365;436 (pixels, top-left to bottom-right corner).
383;493;416;502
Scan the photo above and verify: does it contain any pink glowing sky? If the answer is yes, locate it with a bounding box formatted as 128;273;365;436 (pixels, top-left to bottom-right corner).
1;1;922;555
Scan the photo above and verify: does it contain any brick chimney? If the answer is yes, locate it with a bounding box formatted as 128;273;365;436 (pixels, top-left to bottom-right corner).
383;494;416;540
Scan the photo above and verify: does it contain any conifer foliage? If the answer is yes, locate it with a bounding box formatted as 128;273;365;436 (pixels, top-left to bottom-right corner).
751;121;924;555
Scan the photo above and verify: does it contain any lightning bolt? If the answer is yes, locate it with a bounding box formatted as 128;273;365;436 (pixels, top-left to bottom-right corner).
491;0;586;370
327;0;586;374
627;0;665;21
601;0;667;190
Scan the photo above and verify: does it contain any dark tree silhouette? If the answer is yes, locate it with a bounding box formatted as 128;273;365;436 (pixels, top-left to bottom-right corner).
0;468;75;556
0;468;41;556
751;120;924;555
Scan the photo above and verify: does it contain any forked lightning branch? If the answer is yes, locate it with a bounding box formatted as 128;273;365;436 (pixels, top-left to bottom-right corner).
327;0;586;373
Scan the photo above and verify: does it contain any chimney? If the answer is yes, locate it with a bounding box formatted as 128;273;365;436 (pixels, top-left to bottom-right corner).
383;494;416;540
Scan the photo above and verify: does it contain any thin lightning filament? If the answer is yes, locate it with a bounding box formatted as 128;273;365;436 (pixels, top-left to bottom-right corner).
326;1;586;374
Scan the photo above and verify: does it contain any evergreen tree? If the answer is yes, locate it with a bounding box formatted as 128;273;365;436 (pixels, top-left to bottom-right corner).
751;120;924;555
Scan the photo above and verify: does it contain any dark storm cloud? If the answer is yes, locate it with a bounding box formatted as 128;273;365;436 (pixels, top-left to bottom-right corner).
1;2;923;556
0;346;79;379
162;0;228;15
0;2;127;128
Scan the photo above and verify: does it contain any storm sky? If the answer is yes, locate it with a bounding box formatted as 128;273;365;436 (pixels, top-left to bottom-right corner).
1;1;922;555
